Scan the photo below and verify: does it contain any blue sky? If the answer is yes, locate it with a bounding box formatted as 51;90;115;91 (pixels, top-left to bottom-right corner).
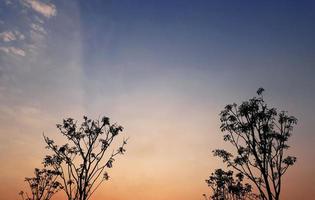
73;0;315;109
0;1;314;199
79;0;315;68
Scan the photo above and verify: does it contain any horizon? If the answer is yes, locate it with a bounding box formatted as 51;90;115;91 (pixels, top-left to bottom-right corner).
0;1;315;200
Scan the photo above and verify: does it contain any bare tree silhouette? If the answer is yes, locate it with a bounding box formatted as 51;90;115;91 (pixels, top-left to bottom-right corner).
204;168;258;200
213;88;297;200
19;168;62;200
43;116;128;200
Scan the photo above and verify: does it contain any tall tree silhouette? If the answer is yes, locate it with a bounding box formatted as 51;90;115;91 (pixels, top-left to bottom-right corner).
43;116;128;200
204;169;258;200
19;168;62;200
213;88;297;200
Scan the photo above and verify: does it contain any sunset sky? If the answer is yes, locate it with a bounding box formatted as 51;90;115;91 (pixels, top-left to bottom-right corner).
0;0;315;199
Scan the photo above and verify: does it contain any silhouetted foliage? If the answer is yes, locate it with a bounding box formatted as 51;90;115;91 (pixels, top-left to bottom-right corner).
19;168;62;200
213;88;297;200
43;116;128;200
204;169;258;200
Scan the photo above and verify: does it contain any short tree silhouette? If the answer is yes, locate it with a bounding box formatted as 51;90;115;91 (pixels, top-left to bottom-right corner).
19;168;62;200
43;116;128;200
213;88;297;200
205;169;258;200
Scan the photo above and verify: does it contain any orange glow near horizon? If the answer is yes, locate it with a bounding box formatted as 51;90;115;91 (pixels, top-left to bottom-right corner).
0;97;313;200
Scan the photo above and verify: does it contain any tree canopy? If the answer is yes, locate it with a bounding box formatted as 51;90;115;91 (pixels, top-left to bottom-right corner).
212;88;297;200
19;168;62;200
43;116;128;200
205;168;258;200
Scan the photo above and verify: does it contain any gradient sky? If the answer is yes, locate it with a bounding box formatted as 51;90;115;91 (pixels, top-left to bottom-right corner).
0;0;315;199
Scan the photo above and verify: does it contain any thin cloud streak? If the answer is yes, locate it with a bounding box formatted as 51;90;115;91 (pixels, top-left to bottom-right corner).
22;0;57;18
0;46;25;56
0;31;16;42
0;0;56;57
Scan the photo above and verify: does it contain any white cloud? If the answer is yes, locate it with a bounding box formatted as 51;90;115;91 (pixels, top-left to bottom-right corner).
10;47;25;56
0;46;26;56
0;31;26;56
15;31;25;40
0;31;16;42
31;23;47;34
34;15;44;24
5;0;12;5
0;31;25;42
23;0;57;18
0;1;57;59
0;47;10;53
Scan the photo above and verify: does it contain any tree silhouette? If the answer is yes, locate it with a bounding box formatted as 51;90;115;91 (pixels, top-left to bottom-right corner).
213;88;297;200
204;168;258;200
43;116;128;200
19;168;62;200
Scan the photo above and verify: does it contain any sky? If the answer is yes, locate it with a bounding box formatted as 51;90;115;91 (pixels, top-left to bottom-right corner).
0;0;314;199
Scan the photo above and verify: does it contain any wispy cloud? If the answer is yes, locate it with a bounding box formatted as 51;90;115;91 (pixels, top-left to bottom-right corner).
0;31;25;42
0;31;16;42
0;3;86;199
0;1;56;57
0;46;26;56
23;0;57;18
31;23;47;34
